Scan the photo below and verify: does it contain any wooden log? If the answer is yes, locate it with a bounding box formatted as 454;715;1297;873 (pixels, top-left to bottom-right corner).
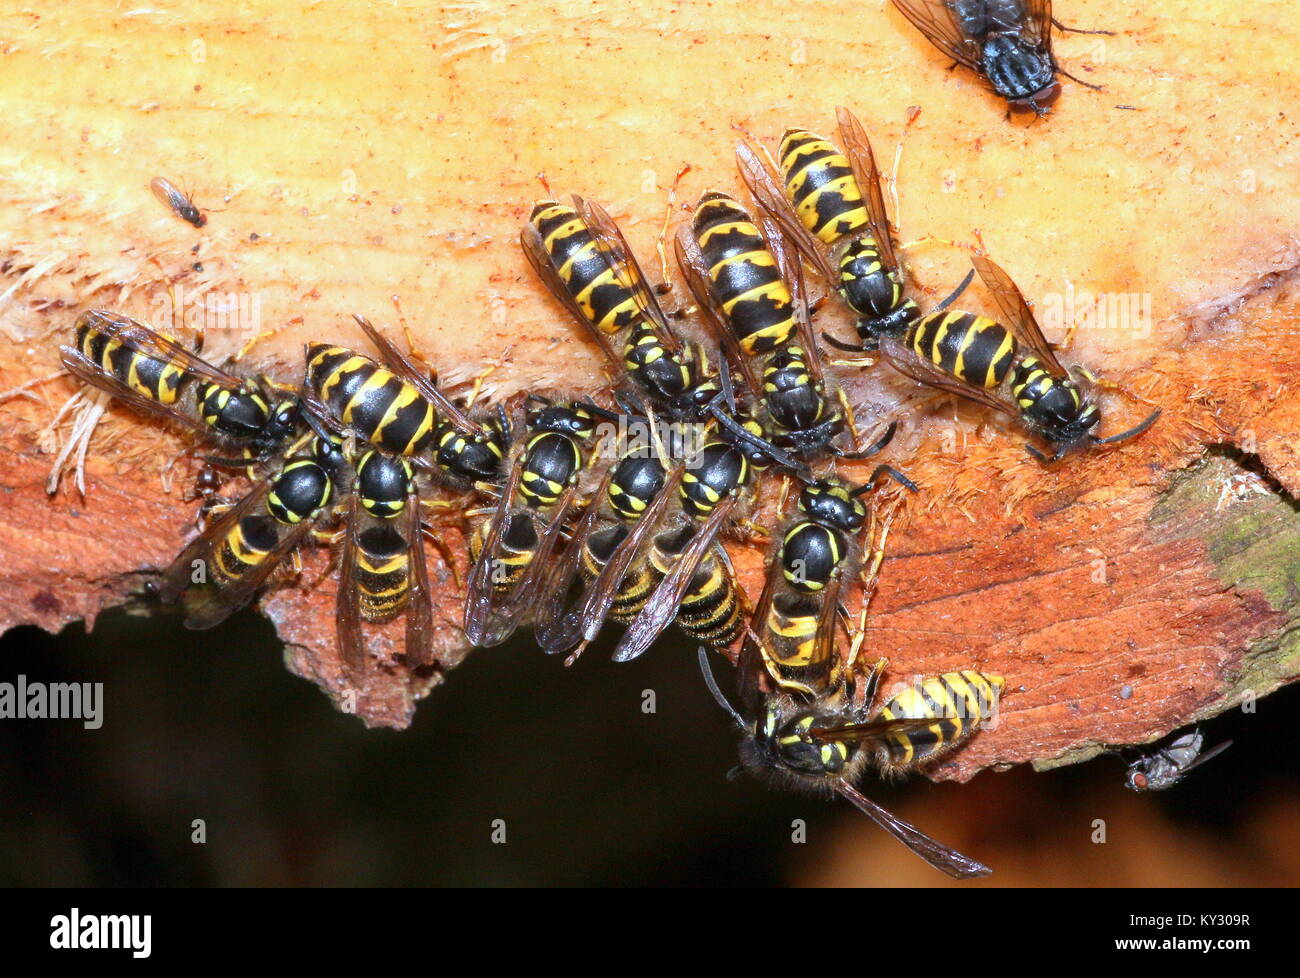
0;0;1297;779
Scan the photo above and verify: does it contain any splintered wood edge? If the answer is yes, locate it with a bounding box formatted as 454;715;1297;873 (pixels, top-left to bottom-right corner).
2;271;1299;776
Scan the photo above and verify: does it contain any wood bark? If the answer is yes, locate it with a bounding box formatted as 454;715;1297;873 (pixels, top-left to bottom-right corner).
1;0;1297;780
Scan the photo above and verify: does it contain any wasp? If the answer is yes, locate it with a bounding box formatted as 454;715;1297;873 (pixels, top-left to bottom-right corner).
890;0;1109;115
464;396;611;648
880;254;1161;462
150;176;207;228
743;472;914;699
533;404;687;657
61;310;300;465
676;191;890;464
599;403;794;664
523;196;722;422
736;107;973;351
1124;729;1232;792
335;448;436;676
155;437;341;628
700;644;1003;878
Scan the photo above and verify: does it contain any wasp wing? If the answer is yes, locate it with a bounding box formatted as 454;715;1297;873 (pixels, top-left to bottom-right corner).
532;465;616;654
521;219;622;369
734;141;842;291
403;484;435;669
835;106;901;272
335;494;367;676
738;532;784;713
61;344;219;439
761;203;828;389
970;255;1065;375
160;479;316;630
879;335;1018;417
463;450;526;646
674;225;763;402
835;780;992;879
352;315;482;436
482;482;583;647
611;496;737;663
574;195;682;352
78;311;250;388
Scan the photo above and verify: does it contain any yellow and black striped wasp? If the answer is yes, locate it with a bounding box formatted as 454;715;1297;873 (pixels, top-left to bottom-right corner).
60;310;301;466
705;652;1005;878
335;448;436;676
736;107;973;352
522;195;722;423
739;472;913;699
890;0;1110;116
880;254;1161;462
675;191;894;465
464;396;613;649
598;399;792;665
533;400;689;658
154;432;342;629
692;469;1004;877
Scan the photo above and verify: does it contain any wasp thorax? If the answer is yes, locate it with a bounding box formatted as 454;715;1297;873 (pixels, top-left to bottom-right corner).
267;460;332;524
356;451;411;519
742;707;855;785
527;402;596;439
799;480;867;533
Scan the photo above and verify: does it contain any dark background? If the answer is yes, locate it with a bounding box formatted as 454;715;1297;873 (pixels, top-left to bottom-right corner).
1;608;1295;887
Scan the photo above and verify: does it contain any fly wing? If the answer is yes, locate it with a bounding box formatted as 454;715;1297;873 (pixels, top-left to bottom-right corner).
890;0;984;70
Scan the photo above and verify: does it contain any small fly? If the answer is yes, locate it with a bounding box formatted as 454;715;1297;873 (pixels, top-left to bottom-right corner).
151;176;207;228
1125;730;1233;792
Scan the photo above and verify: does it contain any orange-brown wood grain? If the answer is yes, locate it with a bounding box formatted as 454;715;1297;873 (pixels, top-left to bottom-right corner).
1;1;1297;766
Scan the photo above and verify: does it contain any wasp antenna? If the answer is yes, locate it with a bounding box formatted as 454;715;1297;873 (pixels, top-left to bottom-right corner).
697;647;746;732
1092;407;1162;446
934;266;977;313
857;463;918;494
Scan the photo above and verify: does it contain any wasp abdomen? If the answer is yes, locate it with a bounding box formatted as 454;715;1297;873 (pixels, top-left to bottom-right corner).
530;202;640;334
778;129;871;244
307;344;436;456
875;670;1004;773
909;311;1016;389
